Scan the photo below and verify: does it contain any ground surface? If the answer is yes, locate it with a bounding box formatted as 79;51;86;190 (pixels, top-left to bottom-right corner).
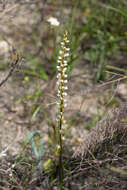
0;1;127;190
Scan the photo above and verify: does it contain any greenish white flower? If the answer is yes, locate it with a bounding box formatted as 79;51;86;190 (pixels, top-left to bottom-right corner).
47;17;60;26
56;31;70;129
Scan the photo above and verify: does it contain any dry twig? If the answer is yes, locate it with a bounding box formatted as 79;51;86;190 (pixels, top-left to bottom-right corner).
0;53;20;87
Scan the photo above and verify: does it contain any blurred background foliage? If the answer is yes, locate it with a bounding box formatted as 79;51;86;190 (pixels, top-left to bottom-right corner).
0;0;127;128
0;0;127;82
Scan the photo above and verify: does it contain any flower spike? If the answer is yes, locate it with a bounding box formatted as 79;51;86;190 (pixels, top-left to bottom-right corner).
56;31;70;128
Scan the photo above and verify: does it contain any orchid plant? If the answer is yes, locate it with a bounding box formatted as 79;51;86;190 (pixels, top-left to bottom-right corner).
56;31;70;190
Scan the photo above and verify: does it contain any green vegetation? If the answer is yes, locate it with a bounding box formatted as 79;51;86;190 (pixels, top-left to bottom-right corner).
0;0;127;189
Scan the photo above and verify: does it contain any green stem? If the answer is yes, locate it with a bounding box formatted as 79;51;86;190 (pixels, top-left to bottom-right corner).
59;118;63;190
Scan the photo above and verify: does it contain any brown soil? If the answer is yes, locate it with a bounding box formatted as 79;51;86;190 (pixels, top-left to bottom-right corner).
0;1;127;190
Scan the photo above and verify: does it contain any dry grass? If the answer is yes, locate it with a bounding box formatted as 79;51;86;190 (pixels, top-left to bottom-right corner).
73;103;127;158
